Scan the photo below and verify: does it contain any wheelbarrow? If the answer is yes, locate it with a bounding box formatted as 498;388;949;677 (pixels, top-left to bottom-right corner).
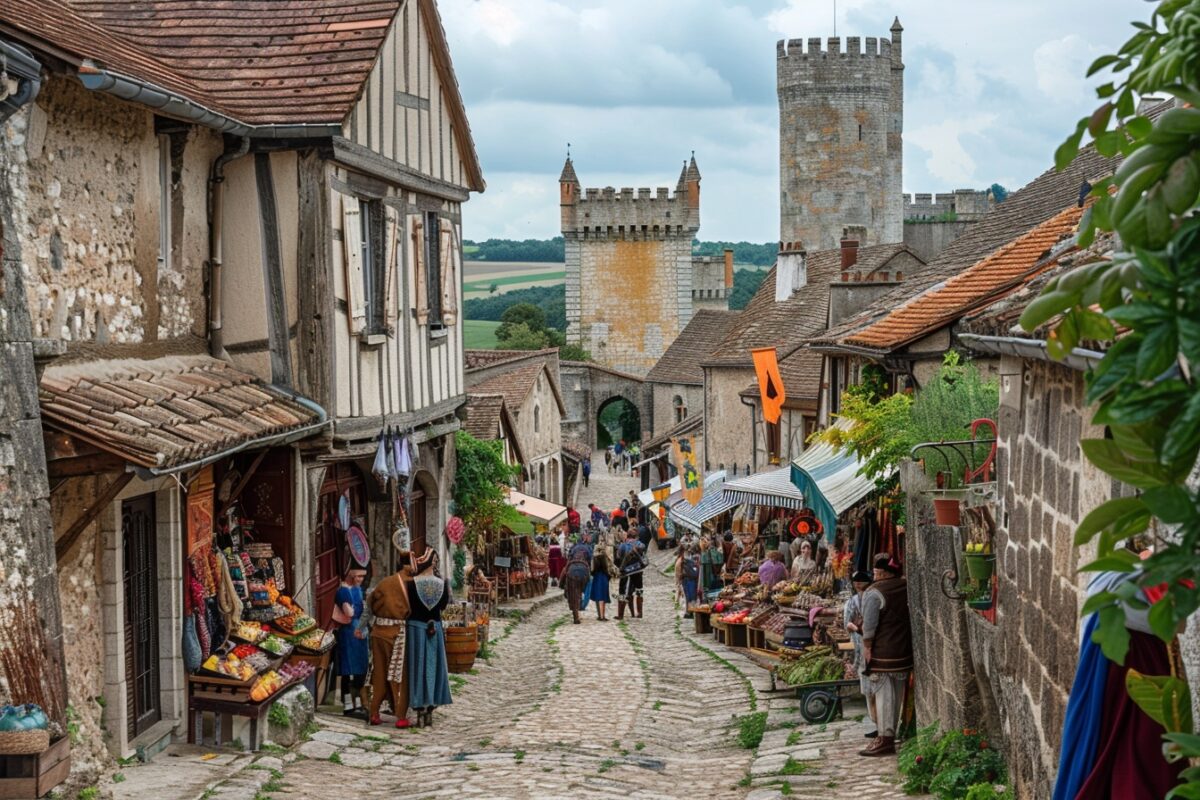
793;678;861;724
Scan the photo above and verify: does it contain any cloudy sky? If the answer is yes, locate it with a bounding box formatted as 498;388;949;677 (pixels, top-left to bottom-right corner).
441;0;1145;242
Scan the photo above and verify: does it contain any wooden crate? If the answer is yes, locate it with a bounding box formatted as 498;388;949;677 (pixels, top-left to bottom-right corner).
727;622;749;649
691;610;712;635
747;627;767;650
189;673;255;703
0;736;70;800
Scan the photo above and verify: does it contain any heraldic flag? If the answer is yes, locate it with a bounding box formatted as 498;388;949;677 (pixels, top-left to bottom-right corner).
751;346;786;425
671;435;704;507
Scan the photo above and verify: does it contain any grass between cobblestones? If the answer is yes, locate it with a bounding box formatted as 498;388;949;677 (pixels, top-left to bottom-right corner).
672;615;758;711
736;711;768;749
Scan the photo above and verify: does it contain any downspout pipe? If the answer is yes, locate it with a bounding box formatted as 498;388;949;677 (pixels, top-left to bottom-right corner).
740;393;758;476
207;136;250;361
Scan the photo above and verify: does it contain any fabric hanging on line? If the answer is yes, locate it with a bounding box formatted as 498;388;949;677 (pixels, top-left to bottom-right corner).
372;432;390;489
338;491;352;531
385;431;399;481
396;435;413;476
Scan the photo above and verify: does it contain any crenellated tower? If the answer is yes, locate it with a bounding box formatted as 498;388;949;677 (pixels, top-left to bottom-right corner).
777;18;904;252
561;156;706;375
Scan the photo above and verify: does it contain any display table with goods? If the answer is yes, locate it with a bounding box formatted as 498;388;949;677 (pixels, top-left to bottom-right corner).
0;705;68;800
186;536;329;751
480;535;547;601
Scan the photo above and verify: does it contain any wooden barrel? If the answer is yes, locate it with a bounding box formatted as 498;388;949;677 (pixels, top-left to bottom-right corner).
444;625;477;673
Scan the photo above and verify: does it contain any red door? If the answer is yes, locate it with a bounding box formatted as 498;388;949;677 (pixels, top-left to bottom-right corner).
314;464;365;628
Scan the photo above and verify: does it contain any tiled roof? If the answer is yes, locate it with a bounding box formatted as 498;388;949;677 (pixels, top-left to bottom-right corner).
464;348;557;370
707;244;921;365
643;412;703;454
645;309;740;385
464;349;566;414
814;141;1127;347
39;355;321;470
739;348;825;408
843;204;1085;350
561;439;591;461
64;0;401;125
462;393;505;439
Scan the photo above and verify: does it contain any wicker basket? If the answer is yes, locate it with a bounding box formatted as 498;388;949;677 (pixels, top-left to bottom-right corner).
0;727;50;755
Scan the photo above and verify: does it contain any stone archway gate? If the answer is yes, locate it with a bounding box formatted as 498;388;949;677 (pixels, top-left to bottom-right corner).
559;361;650;451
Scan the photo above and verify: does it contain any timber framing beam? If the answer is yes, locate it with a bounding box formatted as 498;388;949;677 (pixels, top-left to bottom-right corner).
55;472;133;561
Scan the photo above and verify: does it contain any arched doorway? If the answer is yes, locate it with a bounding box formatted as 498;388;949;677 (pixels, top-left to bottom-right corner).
409;470;438;558
596;396;641;449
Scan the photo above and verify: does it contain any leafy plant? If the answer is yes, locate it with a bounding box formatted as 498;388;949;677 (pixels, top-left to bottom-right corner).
898;724;1007;800
452;546;467;591
452;431;523;550
965;783;1014;800
1017;2;1200;792
268;701;291;728
735;711;768;749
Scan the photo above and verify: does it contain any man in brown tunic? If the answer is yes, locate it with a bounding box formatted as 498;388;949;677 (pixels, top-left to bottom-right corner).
368;560;413;727
859;552;913;756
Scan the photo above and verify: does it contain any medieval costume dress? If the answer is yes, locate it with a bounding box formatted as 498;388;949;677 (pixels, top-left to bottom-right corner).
334;569;369;717
405;552;453;728
560;544;591;624
367;569;412;727
547;541;565;587
859;555;913;757
1052;570;1185;799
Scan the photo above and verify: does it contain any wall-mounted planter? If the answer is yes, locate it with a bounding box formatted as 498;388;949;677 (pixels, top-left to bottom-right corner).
962;553;995;582
967;597;993;611
933;498;962;526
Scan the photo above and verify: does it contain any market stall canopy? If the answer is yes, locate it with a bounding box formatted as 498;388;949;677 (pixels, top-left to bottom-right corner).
504;489;567;526
723;466;806;511
789;418;890;538
668;472;738;534
39;353;327;475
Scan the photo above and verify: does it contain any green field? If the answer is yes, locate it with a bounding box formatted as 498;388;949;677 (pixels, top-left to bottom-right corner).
463;270;566;295
463;319;502;349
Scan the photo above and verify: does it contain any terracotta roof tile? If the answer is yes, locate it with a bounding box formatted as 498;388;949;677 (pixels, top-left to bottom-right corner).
645;309;740;385
39;355;321;469
643;412;703;454
844;205;1084;350
462;393;505;440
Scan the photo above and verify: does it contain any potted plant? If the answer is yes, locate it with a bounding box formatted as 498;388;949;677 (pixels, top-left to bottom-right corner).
962;538;995;582
961;580;993;611
934;497;962;526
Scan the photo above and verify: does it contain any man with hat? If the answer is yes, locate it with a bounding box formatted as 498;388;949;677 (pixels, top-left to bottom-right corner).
859;553;912;756
843;569;876;738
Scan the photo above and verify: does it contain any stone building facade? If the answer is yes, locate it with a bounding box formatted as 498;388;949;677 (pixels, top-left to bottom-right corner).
903;189;994;221
561;157;705;376
690;251;734;312
777;20;904;252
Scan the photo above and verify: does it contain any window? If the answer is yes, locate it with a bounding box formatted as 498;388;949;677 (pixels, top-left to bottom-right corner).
766;420;782;464
858;124;863;142
673;395;687;424
360;200;387;334
424;210;442;325
157;134;171;273
534;404;541;433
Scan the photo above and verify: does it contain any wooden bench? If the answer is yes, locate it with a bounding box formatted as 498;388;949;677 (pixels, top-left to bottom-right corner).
187;675;271;751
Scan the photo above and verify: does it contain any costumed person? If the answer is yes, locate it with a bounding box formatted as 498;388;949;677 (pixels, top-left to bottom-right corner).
578;531;595;613
1052;545;1186;799
405;550;452;729
790;540;817;579
334;561;370;718
677;543;700;618
589;547;615;621
700;535;724;595
547;536;565;588
843;570;876;738
367;551;413;728
567;505;581;535
758;550;789;591
582;457;591;488
560;540;592;624
616;529;646;619
859;553;913;757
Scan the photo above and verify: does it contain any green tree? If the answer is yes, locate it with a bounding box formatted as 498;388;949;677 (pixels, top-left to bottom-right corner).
496;302;547;341
729;268;769;310
495;322;550;350
559;344;591;362
989;183;1009;203
1018;1;1200;787
452;431;521;550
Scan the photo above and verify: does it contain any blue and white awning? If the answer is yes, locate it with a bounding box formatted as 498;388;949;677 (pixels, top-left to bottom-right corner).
668;472;738;533
789;418;888;537
722;467;806;510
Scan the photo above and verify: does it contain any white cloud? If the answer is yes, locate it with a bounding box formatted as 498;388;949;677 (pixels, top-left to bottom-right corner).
1033;34;1103;102
908;113;1000;186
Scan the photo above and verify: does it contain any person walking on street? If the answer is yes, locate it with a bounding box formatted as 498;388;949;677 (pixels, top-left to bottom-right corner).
582;457;591;488
676;543;700;617
560;539;593;624
859;554;913;757
844;570;877;738
588;503;608;528
405;550;452;729
566;505;581;536
334;562;370;718
699;535;724;596
589;548;616;621
616;530;646;619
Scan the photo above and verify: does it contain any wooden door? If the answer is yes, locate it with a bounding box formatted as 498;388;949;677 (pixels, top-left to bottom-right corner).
123;494;160;740
315;465;364;628
409;487;426;558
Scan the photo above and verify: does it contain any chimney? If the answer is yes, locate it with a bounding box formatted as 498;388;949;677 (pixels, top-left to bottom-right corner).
723;248;734;289
775;241;807;302
840;225;867;281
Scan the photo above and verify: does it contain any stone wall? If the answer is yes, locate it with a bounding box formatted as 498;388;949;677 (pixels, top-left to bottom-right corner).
690;255;729;311
7;75;217;344
703;365;755;473
777;29;903;251
902;219;977;263
903;189;994;220
560;362;648;450
649;382;703;439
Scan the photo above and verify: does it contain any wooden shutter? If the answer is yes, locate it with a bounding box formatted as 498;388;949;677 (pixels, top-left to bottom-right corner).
411;214;429;326
341;196;366;334
384;207;399;328
439;218;457;326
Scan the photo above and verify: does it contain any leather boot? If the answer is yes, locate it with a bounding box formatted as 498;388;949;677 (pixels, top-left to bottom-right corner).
573;609;581;624
859;736;896;757
616;601;626;620
635;596;643;618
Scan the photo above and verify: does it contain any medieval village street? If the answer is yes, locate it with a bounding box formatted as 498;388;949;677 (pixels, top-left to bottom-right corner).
105;463;912;800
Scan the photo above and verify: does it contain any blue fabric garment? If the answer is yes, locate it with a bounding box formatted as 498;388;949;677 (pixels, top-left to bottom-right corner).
335;585;369;676
682;577;698;604
580;575;593;610
405;620;453;709
590;572;611;604
1052;614;1106;800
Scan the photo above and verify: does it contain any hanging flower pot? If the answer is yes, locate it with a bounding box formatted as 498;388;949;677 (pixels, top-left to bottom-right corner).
933;498;961;526
962;553;995;582
967;596;993;611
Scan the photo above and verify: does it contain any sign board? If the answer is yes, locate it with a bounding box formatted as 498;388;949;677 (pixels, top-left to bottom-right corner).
494;556;512;568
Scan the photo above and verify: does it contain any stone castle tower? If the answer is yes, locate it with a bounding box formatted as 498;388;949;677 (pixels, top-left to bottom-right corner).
562;156;717;376
777;18;904;251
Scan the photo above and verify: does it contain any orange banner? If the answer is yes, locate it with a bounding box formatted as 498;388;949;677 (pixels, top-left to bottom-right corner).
751;346;786;425
671;435;704;507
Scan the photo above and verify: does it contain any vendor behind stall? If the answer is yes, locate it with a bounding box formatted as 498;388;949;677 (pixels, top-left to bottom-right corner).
758;551;788;590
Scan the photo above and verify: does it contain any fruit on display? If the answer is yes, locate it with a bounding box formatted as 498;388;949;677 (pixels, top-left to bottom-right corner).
280;660;314;683
712;601;727;613
294;628;335;652
202;653;256;681
250;670;285;702
734;572;759;586
234;621;266;642
258;634;294;657
276;612;317;635
720;609;750;624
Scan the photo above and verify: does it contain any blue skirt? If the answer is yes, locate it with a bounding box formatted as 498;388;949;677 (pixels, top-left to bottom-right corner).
405;620;453;709
335;626;369;676
589;572;611;604
580;575;593;610
682;578;698;604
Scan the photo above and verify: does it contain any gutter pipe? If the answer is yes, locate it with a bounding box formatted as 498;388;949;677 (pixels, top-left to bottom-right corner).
206;136;250;361
957;334;1105;372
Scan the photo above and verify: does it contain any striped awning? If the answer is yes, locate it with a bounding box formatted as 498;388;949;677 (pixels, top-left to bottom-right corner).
789;418;888;537
668;472;739;533
723;466;806;510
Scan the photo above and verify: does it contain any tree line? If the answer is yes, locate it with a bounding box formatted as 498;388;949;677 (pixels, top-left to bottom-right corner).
462;237;780;265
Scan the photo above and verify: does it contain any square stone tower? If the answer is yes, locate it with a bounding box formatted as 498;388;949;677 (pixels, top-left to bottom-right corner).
777;18;904;251
561;157;704;376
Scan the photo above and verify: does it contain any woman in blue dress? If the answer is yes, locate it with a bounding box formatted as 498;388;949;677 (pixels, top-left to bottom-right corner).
405;550;452;728
589;549;615;621
334;562;370;718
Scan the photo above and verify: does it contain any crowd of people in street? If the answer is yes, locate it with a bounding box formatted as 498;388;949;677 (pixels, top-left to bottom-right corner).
603;440;642;475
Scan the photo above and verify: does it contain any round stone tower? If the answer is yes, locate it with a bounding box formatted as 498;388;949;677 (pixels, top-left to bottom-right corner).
777;18;904;252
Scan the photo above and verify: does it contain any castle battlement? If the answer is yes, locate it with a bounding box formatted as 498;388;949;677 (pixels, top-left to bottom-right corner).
563;158;700;237
903;188;994;220
776;35;893;59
